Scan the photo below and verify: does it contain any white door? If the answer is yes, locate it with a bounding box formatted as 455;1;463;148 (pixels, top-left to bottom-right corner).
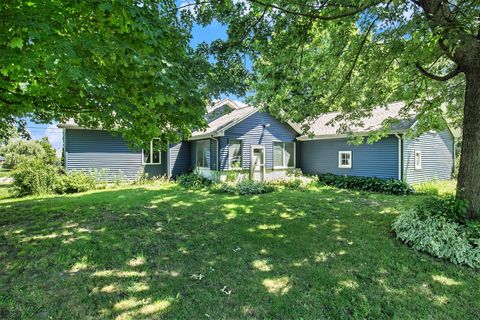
250;145;265;181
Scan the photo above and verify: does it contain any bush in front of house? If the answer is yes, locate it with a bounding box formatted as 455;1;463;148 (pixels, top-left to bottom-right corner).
267;178;303;190
56;171;96;194
10;159;61;196
317;174;414;195
10;159;96;197
177;171;211;189
217;179;275;195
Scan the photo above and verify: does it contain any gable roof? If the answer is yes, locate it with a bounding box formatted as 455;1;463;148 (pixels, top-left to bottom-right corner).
191;98;304;139
297;101;417;140
191;103;258;139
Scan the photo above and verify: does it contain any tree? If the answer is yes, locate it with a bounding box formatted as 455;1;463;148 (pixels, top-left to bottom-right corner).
0;0;245;148
190;0;479;216
0;138;56;169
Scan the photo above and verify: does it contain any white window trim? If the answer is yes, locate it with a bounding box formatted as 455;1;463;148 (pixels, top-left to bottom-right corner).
273;141;296;169
142;139;162;165
414;150;422;170
338;151;352;169
196;140;211;169
228;139;243;170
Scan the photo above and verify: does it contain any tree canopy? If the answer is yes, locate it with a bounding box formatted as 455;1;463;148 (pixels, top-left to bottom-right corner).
188;0;479;214
0;0;245;147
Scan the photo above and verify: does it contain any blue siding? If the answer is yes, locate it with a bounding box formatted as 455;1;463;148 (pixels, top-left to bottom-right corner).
403;130;454;184
65;129;166;181
300;136;399;179
169;141;191;178
221;112;298;170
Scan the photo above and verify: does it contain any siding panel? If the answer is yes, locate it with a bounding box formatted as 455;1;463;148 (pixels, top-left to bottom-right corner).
169;141;191;178
222;112;298;170
300;136;399;179
403;130;454;184
65;129;166;181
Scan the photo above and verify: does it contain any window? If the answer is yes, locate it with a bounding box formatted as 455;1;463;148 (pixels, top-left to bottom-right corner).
273;142;295;168
196;140;211;168
229;139;242;169
415;150;422;170
338;151;352;169
142;139;161;165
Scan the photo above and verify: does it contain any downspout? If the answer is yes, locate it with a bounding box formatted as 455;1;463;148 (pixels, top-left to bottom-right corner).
452;137;456;178
63;128;67;173
211;137;219;171
166;140;171;179
395;134;403;181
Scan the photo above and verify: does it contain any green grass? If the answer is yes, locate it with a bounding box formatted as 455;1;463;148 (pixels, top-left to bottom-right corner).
0;168;11;178
1;181;479;319
414;179;457;195
0;184;10;200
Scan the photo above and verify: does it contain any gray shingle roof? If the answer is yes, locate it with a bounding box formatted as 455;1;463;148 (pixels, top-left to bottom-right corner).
191;105;257;138
300;101;416;138
193;100;417;139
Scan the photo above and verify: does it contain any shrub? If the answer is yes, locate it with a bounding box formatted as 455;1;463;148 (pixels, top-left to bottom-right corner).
56;171;96;194
10;159;61;196
318;174;414;195
268;178;303;190
416;194;469;224
392;210;480;269
218;179;275;195
177;171;210;189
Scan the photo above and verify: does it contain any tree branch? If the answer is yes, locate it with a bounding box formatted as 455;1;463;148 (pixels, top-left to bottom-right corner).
415;62;462;81
247;0;383;20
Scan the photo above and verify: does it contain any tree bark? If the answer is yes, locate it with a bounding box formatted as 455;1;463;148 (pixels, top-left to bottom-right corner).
457;71;480;218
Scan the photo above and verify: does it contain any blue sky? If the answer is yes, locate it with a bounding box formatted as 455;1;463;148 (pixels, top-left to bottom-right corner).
29;18;230;153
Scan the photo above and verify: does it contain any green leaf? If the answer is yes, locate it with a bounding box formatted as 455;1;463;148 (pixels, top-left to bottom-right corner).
9;37;24;49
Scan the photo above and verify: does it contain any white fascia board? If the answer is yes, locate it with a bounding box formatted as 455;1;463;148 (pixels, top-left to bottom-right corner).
296;130;408;141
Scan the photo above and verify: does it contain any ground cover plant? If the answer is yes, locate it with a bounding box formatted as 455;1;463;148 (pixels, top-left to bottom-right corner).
1;181;479;319
393;191;480;269
318;174;414;195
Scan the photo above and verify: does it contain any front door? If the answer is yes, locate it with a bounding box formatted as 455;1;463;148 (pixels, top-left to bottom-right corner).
250;145;265;181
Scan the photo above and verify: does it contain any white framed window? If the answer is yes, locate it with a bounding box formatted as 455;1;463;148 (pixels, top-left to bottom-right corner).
338;151;352;169
196;140;211;168
142;139;161;165
229;139;242;169
273;141;295;168
414;150;422;170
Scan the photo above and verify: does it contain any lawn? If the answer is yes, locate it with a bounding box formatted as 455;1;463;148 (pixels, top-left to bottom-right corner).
1;182;479;319
0;168;11;178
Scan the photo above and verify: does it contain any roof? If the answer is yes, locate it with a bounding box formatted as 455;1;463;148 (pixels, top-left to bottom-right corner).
59;99;423;140
297;101;417;140
191;101;257;139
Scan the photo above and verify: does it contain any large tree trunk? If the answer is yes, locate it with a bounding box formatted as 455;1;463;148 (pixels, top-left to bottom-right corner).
457;71;480;218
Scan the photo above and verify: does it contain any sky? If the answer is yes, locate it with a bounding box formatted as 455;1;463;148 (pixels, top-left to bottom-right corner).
28;16;230;154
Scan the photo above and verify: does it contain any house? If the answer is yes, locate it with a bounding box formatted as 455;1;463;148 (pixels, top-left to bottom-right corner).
0;155;5;166
58;99;455;184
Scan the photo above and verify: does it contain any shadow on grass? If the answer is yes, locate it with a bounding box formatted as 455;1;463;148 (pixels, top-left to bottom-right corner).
0;184;479;319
